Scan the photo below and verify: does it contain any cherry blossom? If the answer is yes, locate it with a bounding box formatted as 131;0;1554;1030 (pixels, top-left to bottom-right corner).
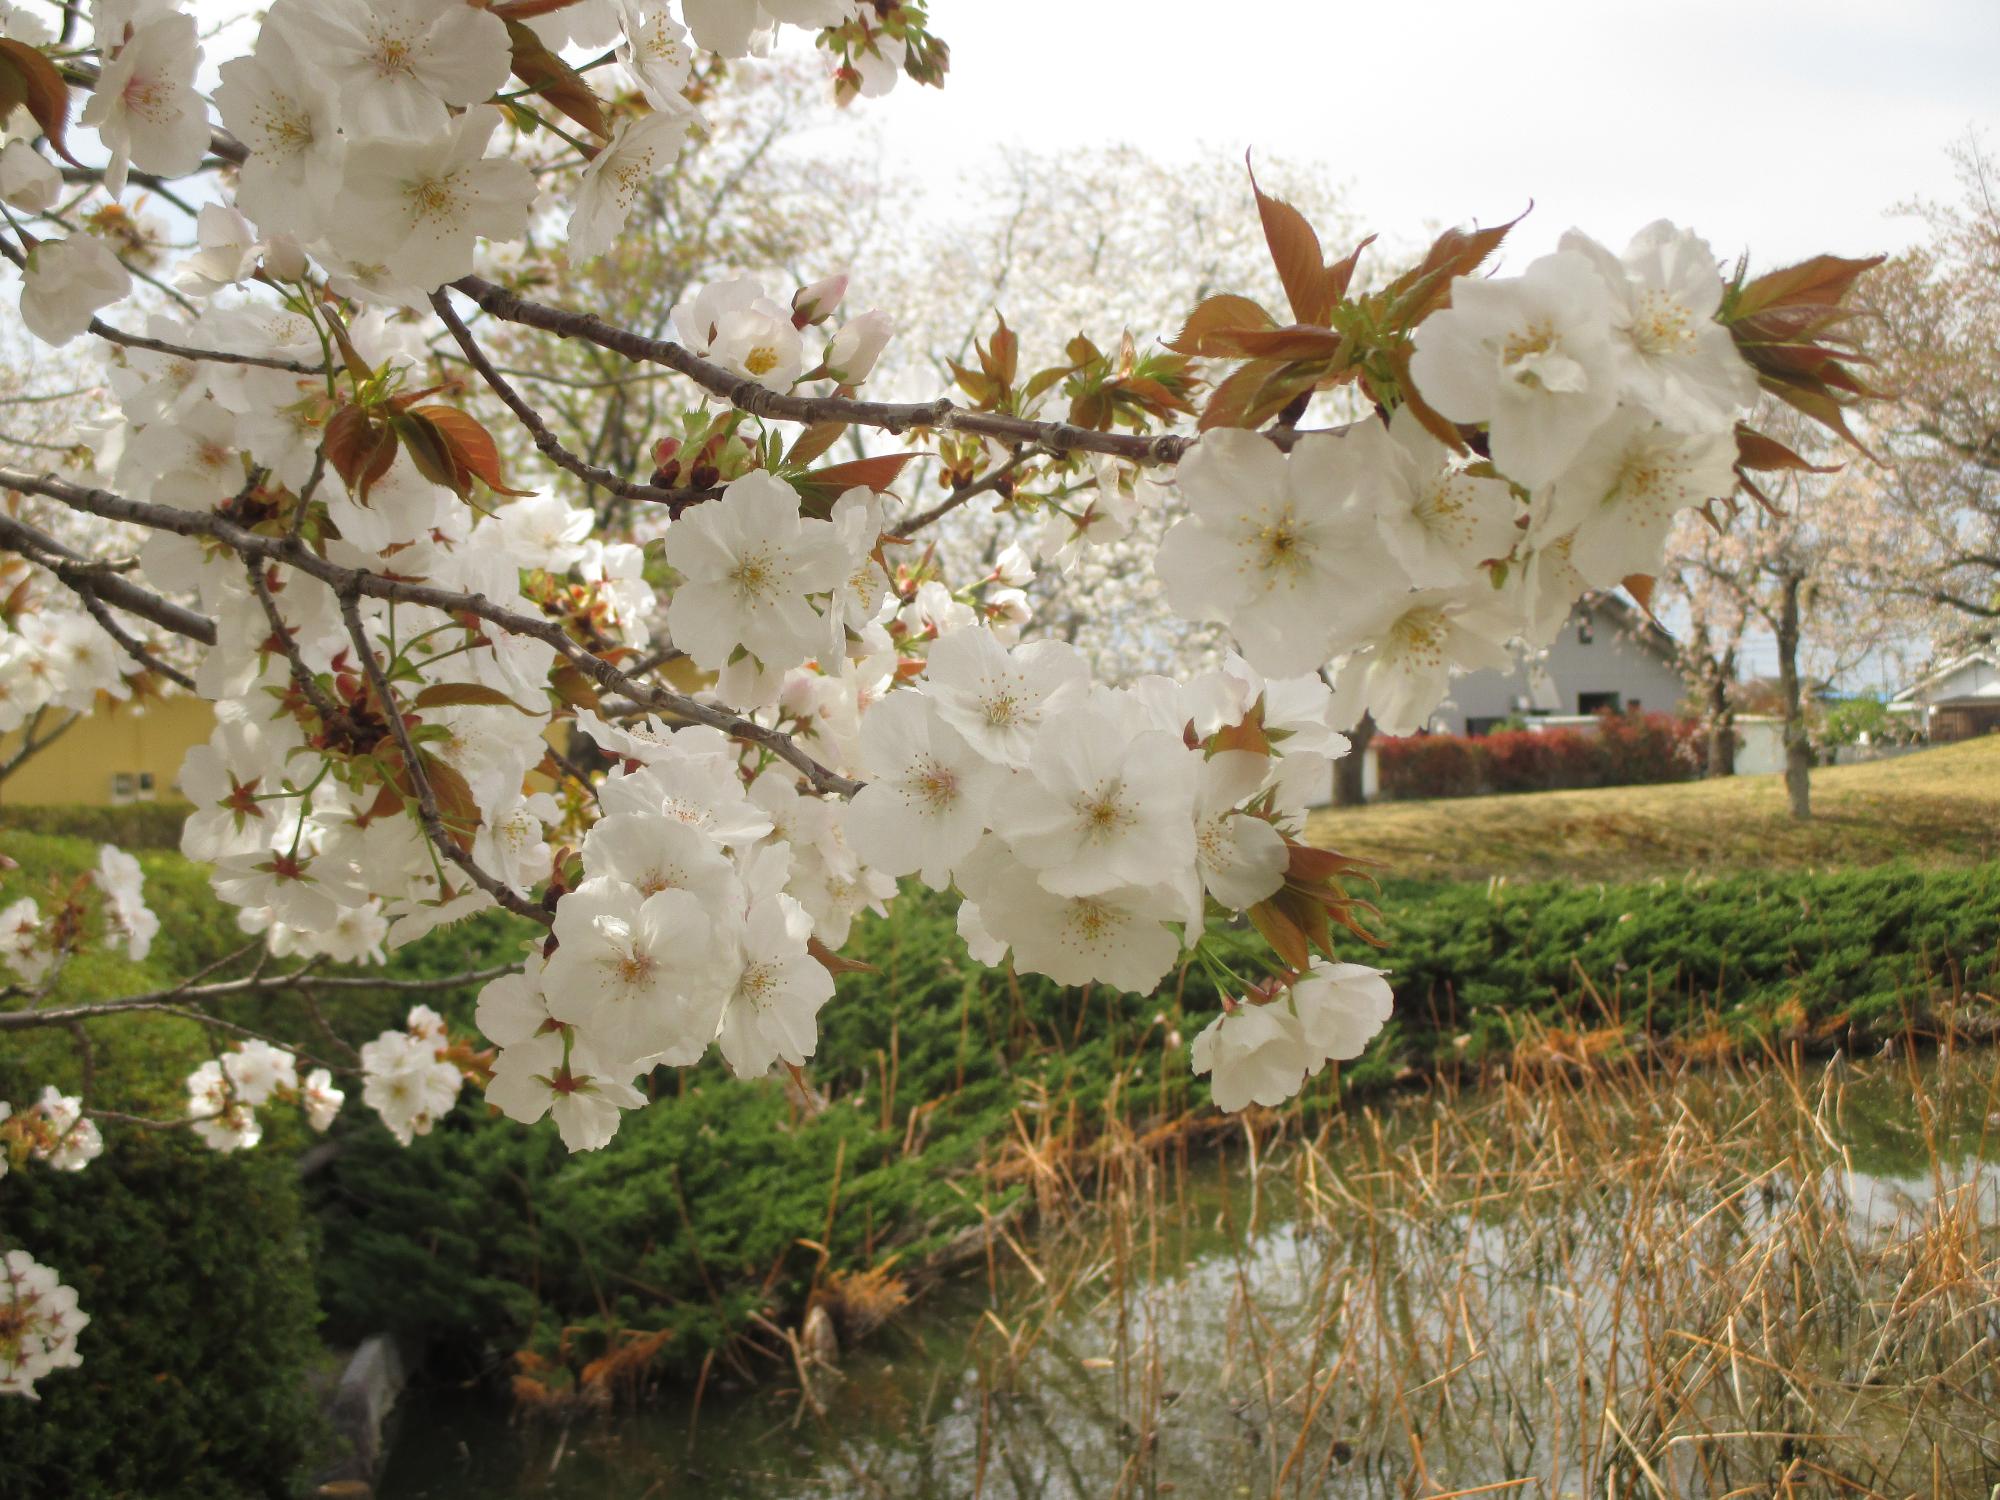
1156;427;1398;677
1407;248;1623;490
0;1251;88;1400
1190;1002;1315;1112
80;11;208;196
567;111;694;267
271;0;511;138
662;470;849;673
485;1030;647;1152
330;110;535;290
17;235;132;347
714;892;834;1078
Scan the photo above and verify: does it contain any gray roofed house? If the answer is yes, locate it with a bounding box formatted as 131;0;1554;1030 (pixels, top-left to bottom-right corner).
1430;591;1686;737
1889;647;2000;742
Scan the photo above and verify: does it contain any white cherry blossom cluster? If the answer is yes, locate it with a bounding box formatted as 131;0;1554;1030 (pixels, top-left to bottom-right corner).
0;1089;103;1398
358;1006;466;1148
183;1039;343;1153
1;1087;105;1175
16;0;912;342
672;274;895;391
1190;960;1394;1112
0;844;159;988
0;1249;88;1400
0;602;140;737
1159;222;1758;735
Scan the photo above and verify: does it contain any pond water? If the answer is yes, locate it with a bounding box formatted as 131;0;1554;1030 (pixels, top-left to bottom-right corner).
379;1049;2000;1498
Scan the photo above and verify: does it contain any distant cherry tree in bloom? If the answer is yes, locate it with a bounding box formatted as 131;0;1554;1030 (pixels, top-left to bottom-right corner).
0;0;1879;1397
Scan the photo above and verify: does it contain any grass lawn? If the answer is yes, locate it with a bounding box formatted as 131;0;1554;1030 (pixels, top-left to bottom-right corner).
1307;736;2000;884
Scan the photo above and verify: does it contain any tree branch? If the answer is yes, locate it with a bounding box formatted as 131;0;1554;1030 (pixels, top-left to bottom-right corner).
0;509;218;645
453;274;1199;466
0;467;865;798
895;446;1043;535
0;961;526;1032
430;292;687;504
335;586;555;928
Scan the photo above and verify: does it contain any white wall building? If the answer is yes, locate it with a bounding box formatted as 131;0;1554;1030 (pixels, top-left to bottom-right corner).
1889;648;2000;742
1431;592;1687;737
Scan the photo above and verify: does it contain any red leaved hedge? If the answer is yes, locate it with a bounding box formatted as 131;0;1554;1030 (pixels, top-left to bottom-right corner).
1376;714;1705;800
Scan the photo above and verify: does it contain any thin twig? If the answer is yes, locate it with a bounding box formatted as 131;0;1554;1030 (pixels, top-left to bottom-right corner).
0;962;526;1032
0;509;218;644
245;557;341;724
430;293;686;504
897;446;1042;535
336;585;555;927
1;467;865;798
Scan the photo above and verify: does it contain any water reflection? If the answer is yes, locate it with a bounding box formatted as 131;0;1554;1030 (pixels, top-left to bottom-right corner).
380;1050;2000;1498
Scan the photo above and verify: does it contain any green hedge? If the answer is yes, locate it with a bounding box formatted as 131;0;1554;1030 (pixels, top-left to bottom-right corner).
0;1132;326;1500
0;801;192;850
1363;860;2000;1083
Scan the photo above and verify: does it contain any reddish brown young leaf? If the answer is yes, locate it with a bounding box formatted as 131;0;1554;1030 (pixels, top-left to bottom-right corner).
391;409;460;494
414;405;535;496
0;41;78;166
1249;163;1342;325
976;314;1018;389
1198;358;1287;431
1734;424;1841;474
1223;325;1347;361
549;661;600;710
804;454;917;494
419;752;483;851
502;18;610;141
1730;253;1885;320
786;421;849;468
1166;293;1278;357
411;682;539;714
324;404;398;503
491;0;594;18
1755;375;1878;458
807;937;878;976
1382;207;1530;327
1110;373;1198;417
1247;898;1312;973
1622;574;1658;620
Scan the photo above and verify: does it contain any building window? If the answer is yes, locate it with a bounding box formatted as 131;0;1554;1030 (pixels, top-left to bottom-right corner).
1578;691;1621;715
1577;617;1595;645
1465;716;1507;738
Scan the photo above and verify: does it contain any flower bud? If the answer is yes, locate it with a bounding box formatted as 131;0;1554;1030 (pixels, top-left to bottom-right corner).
262;233;307;283
793;273;849;327
826;308;893;383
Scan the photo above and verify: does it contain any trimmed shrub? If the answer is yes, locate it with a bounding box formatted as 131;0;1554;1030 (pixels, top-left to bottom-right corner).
1378;713;1705;799
0;801;191;850
0;1132;327;1500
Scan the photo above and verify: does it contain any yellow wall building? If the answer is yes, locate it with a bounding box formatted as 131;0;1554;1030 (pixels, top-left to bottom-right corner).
0;695;215;806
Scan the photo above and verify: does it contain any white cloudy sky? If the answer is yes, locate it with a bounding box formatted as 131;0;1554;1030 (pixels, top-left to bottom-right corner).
860;0;1998;268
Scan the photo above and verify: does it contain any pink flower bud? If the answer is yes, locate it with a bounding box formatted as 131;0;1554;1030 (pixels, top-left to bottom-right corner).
793;273;849;327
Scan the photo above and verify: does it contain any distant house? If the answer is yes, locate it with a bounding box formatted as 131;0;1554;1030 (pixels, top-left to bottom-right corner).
1432;592;1686;737
0;695;213;807
1890;648;2000;741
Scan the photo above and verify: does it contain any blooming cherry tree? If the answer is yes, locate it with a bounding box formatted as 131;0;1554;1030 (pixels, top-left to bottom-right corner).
0;0;1881;1400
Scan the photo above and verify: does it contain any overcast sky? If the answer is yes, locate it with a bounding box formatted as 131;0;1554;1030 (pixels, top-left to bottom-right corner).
858;0;1998;269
